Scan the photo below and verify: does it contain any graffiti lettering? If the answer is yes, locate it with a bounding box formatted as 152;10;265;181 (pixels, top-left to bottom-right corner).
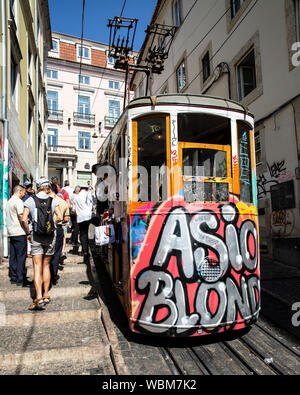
257;160;294;199
132;200;260;335
271;209;295;237
136;270;260;334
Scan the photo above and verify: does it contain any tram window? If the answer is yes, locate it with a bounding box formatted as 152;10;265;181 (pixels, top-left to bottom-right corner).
182;148;229;202
137;116;167;201
178;113;231;145
237;121;253;203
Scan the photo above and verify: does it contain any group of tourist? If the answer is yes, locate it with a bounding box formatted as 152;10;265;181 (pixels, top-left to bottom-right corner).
5;175;107;311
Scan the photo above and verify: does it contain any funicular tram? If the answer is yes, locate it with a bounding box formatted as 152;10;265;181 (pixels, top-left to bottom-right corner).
96;94;260;337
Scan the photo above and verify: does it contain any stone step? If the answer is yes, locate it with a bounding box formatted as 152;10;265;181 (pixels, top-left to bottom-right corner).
0;344;111;371
0;263;86;278
0;356;115;375
2;308;101;327
2;293;99;317
0;285;90;301
0;318;109;363
0;269;92;292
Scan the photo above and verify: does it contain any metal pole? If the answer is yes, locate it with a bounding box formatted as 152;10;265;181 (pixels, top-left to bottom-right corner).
1;0;9;257
123;65;129;112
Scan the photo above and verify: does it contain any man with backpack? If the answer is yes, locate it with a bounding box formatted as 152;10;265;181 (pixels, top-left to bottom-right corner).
22;178;62;310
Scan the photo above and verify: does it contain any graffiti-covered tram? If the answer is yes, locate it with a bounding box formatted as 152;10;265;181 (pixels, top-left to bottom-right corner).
97;94;260;337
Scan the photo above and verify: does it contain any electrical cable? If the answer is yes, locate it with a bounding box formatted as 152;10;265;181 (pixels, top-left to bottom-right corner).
120;0;127;17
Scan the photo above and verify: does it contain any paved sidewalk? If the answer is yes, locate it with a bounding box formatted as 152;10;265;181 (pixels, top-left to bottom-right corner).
260;255;300;338
0;245;113;375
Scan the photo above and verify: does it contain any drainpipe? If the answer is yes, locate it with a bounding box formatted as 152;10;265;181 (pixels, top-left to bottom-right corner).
1;0;9;257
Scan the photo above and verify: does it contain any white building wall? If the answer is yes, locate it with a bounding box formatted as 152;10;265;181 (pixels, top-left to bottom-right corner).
132;0;300;266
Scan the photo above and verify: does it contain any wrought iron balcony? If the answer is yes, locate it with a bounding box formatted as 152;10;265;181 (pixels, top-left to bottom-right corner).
73;112;95;126
48;109;63;122
104;116;119;128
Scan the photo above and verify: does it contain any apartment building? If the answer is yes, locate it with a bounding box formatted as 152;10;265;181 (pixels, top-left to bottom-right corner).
47;32;136;187
130;0;300;266
0;0;51;257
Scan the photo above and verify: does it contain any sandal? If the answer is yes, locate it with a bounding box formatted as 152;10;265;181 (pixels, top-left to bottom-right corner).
43;295;51;304
28;298;45;311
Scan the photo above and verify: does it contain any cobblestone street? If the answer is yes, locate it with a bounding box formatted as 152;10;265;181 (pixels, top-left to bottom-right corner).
0;239;300;375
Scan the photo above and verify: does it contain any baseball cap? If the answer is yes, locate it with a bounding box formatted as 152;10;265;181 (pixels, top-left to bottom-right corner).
35;178;50;188
24;180;32;188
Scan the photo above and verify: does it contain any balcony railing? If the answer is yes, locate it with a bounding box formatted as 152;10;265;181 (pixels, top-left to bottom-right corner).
48;145;77;156
73;112;95;126
48;109;63;122
104;116;119;128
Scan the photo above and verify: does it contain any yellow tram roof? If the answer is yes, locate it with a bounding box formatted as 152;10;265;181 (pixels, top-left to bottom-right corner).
127;94;254;118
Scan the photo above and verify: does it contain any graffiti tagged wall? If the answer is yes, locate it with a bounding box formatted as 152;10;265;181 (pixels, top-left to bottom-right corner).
130;197;260;336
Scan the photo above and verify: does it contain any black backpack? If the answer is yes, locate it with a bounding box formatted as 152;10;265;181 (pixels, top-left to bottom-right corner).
32;196;55;236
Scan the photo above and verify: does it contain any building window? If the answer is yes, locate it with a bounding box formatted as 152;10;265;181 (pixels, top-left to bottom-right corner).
28;105;33;145
138;82;144;97
295;0;300;42
78;46;90;59
78;131;91;150
230;0;246;18
52;39;59;53
108;100;120;121
47;90;58;110
47;69;58;79
173;0;182;27
176;60;186;92
78;95;90;115
202;51;211;83
79;74;90;85
109;80;120;90
255;131;262;165
11;55;18;105
48;128;58;147
236;49;256;100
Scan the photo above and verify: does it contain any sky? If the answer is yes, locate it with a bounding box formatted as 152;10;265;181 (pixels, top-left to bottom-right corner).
48;0;158;51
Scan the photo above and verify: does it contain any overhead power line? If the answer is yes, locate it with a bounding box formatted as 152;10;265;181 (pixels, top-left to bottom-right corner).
120;0;127;17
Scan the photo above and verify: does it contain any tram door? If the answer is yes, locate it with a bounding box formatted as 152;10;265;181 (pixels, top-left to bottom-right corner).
177;143;232;203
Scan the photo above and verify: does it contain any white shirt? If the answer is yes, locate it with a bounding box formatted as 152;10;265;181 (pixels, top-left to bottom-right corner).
64;186;74;202
6;195;26;237
73;190;93;223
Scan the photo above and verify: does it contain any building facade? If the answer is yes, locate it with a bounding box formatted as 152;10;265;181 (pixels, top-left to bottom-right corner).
0;0;51;257
47;32;136;187
131;0;300;267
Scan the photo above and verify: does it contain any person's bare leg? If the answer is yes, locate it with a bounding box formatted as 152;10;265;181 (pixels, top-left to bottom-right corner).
42;255;52;298
32;255;43;300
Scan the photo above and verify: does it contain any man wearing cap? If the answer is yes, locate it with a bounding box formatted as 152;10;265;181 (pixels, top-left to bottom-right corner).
23;180;35;202
22;178;62;310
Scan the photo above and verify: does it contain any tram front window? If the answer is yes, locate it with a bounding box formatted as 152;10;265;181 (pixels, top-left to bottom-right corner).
178;113;231;203
182;147;229;202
